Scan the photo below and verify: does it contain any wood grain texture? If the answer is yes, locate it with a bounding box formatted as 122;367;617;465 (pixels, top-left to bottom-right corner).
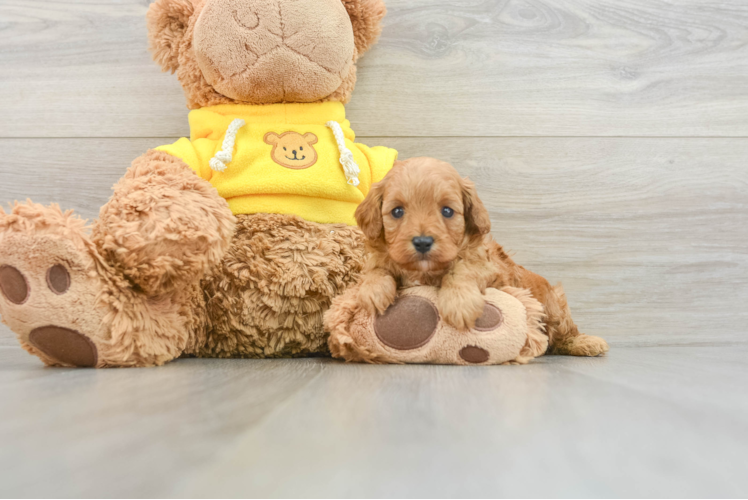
2;0;748;137
1;137;746;347
178;346;748;498
0;349;329;497
0;326;15;346
1;346;747;497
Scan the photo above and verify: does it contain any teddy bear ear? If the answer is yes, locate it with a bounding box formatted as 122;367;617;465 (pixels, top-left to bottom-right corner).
341;0;387;56
146;0;195;73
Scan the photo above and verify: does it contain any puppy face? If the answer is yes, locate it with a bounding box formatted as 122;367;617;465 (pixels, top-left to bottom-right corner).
356;157;491;274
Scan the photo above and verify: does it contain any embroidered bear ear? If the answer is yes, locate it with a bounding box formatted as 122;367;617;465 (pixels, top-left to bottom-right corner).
303;133;319;146
146;0;195;73
264;132;280;146
341;0;387;57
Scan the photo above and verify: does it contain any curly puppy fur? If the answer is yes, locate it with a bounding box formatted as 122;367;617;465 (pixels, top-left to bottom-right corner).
354;157;609;357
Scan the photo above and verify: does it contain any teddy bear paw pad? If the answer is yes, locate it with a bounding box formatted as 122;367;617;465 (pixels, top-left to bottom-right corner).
28;326;98;368
473;303;503;331
0;265;30;304
459;345;490;364
374;295;439;350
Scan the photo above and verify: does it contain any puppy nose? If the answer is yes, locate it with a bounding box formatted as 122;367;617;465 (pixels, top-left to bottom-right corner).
412;236;434;254
292;150;297;155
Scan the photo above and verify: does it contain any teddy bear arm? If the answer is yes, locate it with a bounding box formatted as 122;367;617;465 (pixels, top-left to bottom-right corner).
91;149;235;296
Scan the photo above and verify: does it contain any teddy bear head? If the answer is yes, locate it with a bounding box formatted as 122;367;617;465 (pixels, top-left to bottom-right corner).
147;0;386;109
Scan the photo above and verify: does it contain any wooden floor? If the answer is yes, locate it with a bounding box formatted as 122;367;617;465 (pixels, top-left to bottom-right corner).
1;345;748;497
1;0;747;497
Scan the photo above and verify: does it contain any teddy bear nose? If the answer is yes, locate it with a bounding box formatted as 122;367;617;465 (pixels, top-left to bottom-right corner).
292;150;297;155
412;236;434;254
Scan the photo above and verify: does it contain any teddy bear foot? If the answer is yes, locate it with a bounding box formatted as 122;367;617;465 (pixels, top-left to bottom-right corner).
0;202;109;367
326;287;543;365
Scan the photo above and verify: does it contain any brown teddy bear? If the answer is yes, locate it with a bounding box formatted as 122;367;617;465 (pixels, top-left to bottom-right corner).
0;0;396;367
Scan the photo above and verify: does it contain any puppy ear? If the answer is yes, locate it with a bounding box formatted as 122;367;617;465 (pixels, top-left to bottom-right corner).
146;0;194;73
355;181;385;241
341;0;387;57
461;177;491;236
303;133;319;146
263;132;280;146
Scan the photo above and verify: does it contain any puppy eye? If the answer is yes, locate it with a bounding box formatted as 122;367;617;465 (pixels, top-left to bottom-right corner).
441;207;455;218
283;147;287;151
391;207;404;219
300;147;303;151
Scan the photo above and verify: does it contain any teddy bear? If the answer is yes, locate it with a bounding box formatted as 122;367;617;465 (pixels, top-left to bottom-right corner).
0;0;397;367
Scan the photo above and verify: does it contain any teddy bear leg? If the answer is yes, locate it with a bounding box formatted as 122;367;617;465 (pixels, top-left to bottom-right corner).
0;201;195;367
0;200;212;367
543;284;609;357
0;151;231;367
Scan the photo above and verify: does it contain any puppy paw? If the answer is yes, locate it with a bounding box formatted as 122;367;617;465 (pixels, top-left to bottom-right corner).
553;334;609;357
357;274;397;315
437;286;485;330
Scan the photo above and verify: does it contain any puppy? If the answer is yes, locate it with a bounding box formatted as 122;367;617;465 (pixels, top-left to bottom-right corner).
354;157;609;356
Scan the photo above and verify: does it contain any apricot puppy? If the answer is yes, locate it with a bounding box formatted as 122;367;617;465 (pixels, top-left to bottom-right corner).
354;157;609;356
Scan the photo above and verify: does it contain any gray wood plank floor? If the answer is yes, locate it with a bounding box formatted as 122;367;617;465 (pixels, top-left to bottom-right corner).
1;0;747;497
1;346;747;498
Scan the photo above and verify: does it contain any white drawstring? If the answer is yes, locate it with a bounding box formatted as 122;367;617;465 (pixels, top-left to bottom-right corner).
210;119;246;172
326;121;360;187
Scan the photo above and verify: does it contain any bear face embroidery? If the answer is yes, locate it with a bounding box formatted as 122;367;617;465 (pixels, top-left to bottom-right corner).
264;131;319;169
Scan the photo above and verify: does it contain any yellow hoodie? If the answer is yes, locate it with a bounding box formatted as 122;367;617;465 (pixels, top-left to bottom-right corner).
156;102;398;226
